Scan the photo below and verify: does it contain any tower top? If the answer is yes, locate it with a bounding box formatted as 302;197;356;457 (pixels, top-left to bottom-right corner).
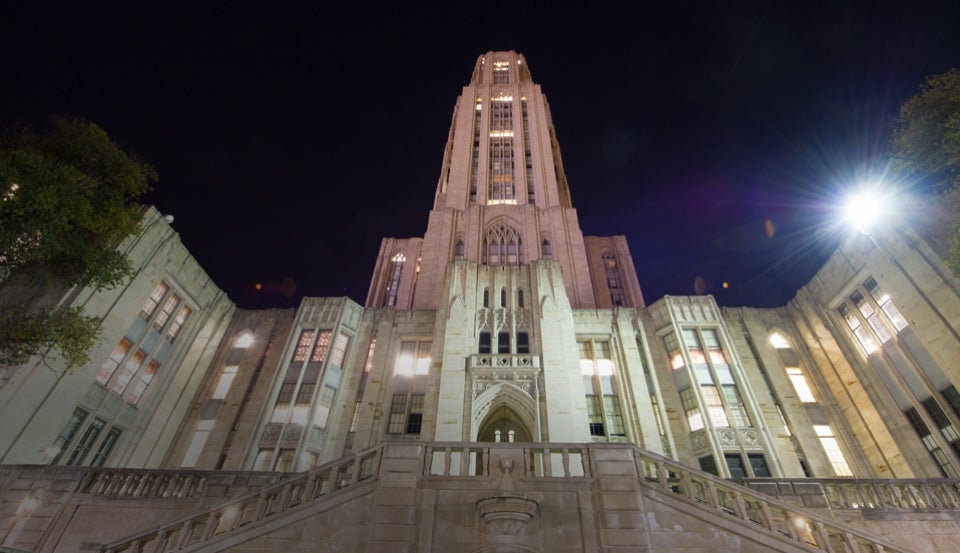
471;51;533;85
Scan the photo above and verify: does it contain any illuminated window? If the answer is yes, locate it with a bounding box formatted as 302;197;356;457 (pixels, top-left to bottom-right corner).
579;339;625;438
839;304;878;354
140;282;168;320
814;425;853;476
384;252;406;307
786;367;817;403
181;419;214;468
97;281;191;406
838;277;907;354
667;329;749;430
769;333;790;349
865;277;908;330
234;333;254;348
212;365;238;400
493;60;510;83
387;339;431;436
488;91;515;203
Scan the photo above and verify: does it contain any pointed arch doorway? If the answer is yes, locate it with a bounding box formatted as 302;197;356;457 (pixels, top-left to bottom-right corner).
477;404;532;443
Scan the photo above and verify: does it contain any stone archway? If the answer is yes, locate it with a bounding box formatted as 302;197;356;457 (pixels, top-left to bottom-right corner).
471;380;539;442
477;405;532;443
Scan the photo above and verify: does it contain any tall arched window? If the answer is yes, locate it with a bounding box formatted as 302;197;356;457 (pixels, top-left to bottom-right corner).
483;288;489;308
541;239;552;258
483;221;523;265
455;240;465;257
384;252;406;307
500;288;507;307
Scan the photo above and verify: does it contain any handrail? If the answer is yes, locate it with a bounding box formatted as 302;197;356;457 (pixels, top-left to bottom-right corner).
96;446;382;553
423;442;591;477
631;446;920;553
738;477;960;511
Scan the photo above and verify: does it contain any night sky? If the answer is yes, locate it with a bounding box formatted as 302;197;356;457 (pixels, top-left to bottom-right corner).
3;3;960;309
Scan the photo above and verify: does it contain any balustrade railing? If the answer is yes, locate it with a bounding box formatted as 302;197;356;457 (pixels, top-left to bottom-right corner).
97;447;381;553
424;442;589;478
79;469;211;498
741;478;960;511
631;447;918;553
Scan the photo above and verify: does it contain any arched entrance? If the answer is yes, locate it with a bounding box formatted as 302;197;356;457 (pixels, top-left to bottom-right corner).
471;381;537;442
477;405;532;443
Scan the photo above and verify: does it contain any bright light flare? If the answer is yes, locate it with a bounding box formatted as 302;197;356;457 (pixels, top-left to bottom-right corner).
841;185;892;234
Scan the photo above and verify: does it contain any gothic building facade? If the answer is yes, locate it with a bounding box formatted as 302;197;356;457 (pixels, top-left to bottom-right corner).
2;51;960;552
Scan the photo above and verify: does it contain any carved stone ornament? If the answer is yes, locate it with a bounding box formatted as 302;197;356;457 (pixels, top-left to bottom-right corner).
739;428;759;447
717;428;737;447
476;495;539;535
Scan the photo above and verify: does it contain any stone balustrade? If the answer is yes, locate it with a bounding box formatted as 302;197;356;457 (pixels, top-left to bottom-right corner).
424;442;589;477
95;447;382;553
631;447;915;553
467;353;540;370
83;443;934;553
740;477;960;511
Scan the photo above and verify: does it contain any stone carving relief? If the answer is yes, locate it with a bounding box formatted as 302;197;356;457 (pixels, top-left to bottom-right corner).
717;428;738;447
739;428;760;447
260;423;282;447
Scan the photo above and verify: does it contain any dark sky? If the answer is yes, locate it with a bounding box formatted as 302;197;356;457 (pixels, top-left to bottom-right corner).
3;3;960;309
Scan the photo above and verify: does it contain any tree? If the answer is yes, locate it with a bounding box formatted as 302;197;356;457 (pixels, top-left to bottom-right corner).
0;116;156;368
891;69;960;276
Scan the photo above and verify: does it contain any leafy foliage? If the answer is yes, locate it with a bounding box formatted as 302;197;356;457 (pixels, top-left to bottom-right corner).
891;69;960;193
0;306;101;368
0;116;156;368
891;69;960;277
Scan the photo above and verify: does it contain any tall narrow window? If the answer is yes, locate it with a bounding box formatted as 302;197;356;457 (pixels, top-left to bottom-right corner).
786;367;817;402
483;222;522;265
483;288;489;307
516;332;530;354
517;289;524;308
666;329;750;431
488;91;515;204
387;340;431;437
97;281;192;406
522;98;534;203
455;240;465;257
865;277;908;331
500;288;507;307
50;408;89;464
579;339;626;439
470;99;481;204
479;332;491;354
541;239;552;258
839;300;879;354
498;331;510;354
91;427;122;467
814;425;854;477
67;418;106;465
602;251;625;306
384;252;406;307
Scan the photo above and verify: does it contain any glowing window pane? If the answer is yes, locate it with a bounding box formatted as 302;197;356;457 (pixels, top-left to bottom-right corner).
786;367;817;403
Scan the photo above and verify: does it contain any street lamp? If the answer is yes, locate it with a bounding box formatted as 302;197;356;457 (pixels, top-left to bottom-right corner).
840;184;892;234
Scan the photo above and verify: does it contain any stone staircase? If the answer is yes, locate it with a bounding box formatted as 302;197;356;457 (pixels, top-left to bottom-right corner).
77;443;932;552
